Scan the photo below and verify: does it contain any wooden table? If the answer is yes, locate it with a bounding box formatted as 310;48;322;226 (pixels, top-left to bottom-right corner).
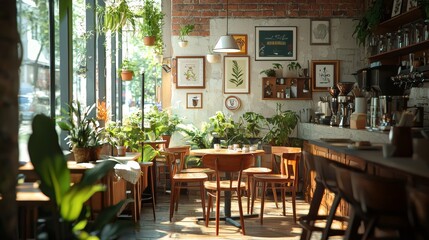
190;148;265;228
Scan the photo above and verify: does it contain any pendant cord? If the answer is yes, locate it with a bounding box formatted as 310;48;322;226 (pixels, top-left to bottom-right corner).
226;0;229;35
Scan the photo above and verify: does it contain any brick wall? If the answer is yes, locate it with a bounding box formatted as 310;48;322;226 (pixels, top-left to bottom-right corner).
171;0;364;37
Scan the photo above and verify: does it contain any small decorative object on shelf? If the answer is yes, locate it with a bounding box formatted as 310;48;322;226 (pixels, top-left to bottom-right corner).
262;77;312;100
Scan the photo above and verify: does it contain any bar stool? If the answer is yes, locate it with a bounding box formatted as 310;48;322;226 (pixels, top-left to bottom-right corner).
298;154;347;240
331;162;366;240
140;162;156;220
350;171;412;239
407;185;429;240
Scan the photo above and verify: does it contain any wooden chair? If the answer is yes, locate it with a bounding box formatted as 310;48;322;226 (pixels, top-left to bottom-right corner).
251;150;301;224
202;154;255;235
164;146;208;222
242;165;271;214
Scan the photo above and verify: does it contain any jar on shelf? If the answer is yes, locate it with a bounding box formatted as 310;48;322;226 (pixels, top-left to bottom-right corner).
413;22;423;44
386;33;393;51
403;27;410;47
396;29;403;48
377;34;386;53
264;81;272;97
424;19;429;41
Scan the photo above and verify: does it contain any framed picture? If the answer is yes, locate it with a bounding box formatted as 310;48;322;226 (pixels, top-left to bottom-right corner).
225;96;241;111
175;56;205;88
228;34;248;55
186;93;203;109
224;56;250;94
311;60;340;92
407;0;418;11
391;0;403;17
255;26;297;61
310;19;330;45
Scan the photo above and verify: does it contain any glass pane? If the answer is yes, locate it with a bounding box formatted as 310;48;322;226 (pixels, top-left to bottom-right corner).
72;0;87;103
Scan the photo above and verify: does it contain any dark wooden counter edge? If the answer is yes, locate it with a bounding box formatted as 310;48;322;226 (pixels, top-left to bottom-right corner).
307;139;429;180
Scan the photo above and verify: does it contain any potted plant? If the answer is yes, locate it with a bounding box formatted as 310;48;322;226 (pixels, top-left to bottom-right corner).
105;121;127;156
119;59;136;81
260;67;276;77
352;0;383;46
287;61;302;77
99;0;136;33
28;114;132;238
139;0;164;46
209;111;243;146
206;45;221;63
272;63;283;77
178;24;194;48
143;106;181;147
240;111;267;143
262;103;300;147
177;122;213;149
57;101;105;163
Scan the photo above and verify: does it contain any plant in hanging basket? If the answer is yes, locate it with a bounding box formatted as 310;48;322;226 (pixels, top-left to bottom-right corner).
178;24;194;48
138;0;164;50
119;59;136;81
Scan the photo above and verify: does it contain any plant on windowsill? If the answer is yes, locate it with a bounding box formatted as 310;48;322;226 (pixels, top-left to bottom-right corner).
57;101;105;163
178;24;194;48
139;0;164;47
206;45;221;63
28;114;132;239
119;59;136;81
105;121;128;156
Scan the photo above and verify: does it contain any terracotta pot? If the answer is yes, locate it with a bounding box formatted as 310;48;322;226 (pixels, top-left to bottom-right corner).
121;70;134;81
143;36;155;46
116;146;126;156
73;146;102;163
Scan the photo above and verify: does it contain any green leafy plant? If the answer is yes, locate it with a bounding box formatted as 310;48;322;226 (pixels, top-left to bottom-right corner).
122;111;145;152
104;121;127;147
179;24;194;42
272;63;283;70
352;0;383;46
209;111;243;145
240;112;267;138
119;59;137;77
287;62;301;71
100;0;136;33
28;114;132;239
138;0;164;54
262;103;300;146
260;68;276;77
177;122;213;149
57;101;104;149
144;106;182;139
229;60;244;87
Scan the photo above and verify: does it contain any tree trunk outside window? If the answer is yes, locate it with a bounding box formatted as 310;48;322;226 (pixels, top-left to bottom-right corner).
0;0;21;238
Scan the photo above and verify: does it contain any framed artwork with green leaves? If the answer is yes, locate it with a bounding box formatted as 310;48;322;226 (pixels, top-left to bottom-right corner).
223;56;250;94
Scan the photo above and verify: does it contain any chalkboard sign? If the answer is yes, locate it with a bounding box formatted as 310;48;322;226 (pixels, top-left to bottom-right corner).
255;26;297;61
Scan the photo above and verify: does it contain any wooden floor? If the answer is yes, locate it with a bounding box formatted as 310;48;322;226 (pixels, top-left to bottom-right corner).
119;188;343;240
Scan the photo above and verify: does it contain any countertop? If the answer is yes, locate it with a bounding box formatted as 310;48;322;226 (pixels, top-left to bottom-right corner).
308;139;429;179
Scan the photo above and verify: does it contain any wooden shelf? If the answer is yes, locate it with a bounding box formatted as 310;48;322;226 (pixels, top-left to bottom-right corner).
375;7;424;35
369;40;429;62
262;77;312;100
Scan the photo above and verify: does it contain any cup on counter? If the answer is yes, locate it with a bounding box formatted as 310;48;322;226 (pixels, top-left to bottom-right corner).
249;145;257;151
243;145;250;153
228;145;233;151
214;143;221;151
382;144;396;158
233;144;240;150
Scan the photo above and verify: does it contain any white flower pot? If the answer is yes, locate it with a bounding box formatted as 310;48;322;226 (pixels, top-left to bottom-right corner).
178;41;188;48
206;54;221;63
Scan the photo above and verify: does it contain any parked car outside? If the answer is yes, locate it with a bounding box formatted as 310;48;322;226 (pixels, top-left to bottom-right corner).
19;94;34;123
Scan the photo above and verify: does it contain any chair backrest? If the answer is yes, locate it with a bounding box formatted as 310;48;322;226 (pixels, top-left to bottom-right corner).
164;146;191;175
407;185;429;238
271;146;302;174
202;154;255;190
314;156;338;192
330;162;364;205
282;153;300;185
351;171;407;215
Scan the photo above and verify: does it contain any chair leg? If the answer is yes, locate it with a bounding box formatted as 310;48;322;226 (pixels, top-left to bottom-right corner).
292;188;297;223
321;193;342;240
247;174;251;214
282;185;286;216
300;181;325;240
260;182;267;225
251;179;258;215
344;209;362;240
237;190;246;235
215;191;220;236
205;193;212;227
150;166;156;220
199;182;206;219
175;183;182;212
169;182;175;222
272;183;279;208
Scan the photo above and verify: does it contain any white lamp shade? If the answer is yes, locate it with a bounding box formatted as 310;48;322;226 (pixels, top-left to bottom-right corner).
213;35;240;53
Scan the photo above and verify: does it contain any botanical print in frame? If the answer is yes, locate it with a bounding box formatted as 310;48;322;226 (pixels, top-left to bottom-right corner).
186;93;203;109
224;56;250;94
176;56;205;88
228;34;248;55
255;26;297;61
391;0;403;17
311;60;340;92
310;19;330;45
407;0;418;11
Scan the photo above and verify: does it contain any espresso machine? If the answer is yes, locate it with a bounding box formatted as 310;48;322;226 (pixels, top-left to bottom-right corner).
337;82;355;128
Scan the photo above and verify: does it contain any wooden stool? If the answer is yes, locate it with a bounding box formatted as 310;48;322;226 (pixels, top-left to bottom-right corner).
140;162;156;220
298;154;347;240
351;171;412;239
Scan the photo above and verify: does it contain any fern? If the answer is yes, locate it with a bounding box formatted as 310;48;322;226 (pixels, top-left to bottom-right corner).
229;60;244;87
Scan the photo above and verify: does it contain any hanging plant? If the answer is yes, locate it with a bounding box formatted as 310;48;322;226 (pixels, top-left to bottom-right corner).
100;0;136;33
352;0;383;46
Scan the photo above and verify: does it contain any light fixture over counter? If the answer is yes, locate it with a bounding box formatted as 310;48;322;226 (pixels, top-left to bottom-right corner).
213;0;239;53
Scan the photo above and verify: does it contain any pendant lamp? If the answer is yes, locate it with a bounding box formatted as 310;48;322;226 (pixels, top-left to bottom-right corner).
213;0;239;53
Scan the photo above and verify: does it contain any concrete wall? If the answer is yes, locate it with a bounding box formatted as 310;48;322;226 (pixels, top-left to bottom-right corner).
167;17;365;145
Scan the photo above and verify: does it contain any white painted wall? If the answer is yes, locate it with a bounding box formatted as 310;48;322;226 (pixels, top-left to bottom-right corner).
168;18;365;146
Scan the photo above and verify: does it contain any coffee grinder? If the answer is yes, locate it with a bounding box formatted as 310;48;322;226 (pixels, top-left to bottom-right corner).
337;82;355;128
328;86;340;126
